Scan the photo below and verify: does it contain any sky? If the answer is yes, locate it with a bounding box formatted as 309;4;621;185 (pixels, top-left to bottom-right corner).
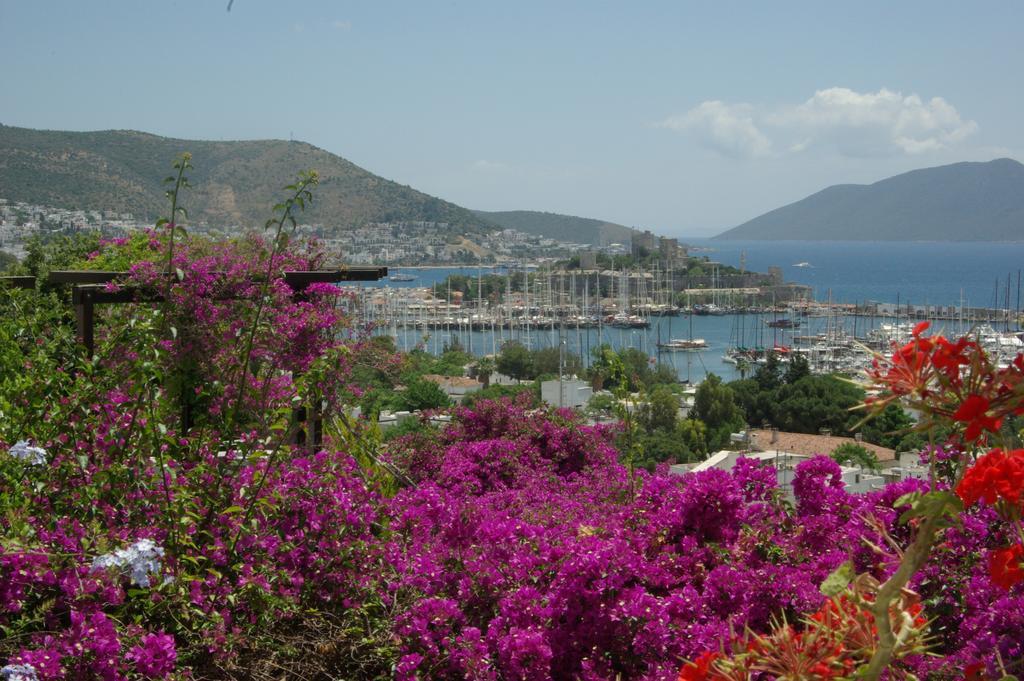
1;1;1022;237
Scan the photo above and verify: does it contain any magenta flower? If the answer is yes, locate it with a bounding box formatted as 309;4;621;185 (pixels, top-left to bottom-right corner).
127;633;177;678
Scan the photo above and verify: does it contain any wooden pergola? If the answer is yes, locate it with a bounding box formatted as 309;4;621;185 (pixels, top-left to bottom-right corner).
2;266;388;445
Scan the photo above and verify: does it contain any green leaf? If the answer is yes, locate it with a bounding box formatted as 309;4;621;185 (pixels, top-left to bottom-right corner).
897;490;963;527
820;561;856;596
222;505;244;514
175;267;185;282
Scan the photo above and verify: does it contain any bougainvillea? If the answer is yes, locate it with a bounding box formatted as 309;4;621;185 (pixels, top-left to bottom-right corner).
3;171;1024;679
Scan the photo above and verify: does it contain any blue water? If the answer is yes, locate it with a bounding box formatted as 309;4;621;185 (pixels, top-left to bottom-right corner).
355;241;1024;383
688;240;1024;308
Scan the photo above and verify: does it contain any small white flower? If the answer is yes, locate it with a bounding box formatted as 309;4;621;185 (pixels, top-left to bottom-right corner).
0;664;39;681
90;539;165;588
8;441;47;466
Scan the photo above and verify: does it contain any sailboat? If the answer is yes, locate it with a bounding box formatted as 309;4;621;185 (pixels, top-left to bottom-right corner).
658;294;707;350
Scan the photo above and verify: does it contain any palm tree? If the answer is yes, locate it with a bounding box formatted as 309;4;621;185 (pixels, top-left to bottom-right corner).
475;356;496;389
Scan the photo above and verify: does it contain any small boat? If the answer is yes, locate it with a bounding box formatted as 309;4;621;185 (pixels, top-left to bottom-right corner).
792;262;812;268
388;272;418;282
657;338;708;351
766;318;799;328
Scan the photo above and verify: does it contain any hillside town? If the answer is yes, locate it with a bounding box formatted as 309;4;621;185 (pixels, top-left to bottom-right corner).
0;197;632;265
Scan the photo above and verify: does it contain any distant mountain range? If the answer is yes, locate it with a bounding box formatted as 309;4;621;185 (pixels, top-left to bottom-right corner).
715;158;1024;241
0;124;636;246
0;124;491;232
472;210;635;246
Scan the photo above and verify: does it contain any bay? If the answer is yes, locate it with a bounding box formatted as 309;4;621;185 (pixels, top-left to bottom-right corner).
358;241;1024;383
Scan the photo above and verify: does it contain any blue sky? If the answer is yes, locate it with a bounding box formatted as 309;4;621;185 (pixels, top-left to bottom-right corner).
1;1;1021;236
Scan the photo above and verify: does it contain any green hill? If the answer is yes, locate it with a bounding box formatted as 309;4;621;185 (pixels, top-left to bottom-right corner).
715;158;1024;241
473;209;635;246
0;124;493;232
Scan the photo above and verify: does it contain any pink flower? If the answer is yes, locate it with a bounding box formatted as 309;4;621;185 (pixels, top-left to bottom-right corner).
127;633;177;678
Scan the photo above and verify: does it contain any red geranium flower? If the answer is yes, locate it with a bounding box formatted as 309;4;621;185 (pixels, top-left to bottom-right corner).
956;448;1024;509
989;544;1024;590
678;651;722;681
953;394;1003;442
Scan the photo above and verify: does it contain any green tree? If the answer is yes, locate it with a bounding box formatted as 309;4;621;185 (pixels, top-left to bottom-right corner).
619;347;654;390
532;346;582;377
858;403;917;451
0;251;17;273
497;342;534;382
646;362;679;388
589;344;628;392
784;353;811;384
755;353;783;391
692;373;745;451
773;375;863;435
677;418;709;457
433;348;473;377
587;392;617;416
830;442;879;470
474;356;496;388
394;376;451;411
639;384;679;432
635;429;692;470
461;383;536;409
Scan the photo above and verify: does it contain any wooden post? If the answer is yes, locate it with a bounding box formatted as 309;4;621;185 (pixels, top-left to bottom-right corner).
72;286;96;357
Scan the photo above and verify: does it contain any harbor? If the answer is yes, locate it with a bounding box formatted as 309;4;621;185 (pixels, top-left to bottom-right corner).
344;265;1024;383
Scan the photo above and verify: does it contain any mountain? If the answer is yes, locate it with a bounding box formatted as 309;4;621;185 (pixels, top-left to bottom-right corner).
473;210;635;246
0;124;493;232
715;158;1024;241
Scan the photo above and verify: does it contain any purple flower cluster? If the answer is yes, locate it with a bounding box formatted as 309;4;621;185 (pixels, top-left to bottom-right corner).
2;232;1023;678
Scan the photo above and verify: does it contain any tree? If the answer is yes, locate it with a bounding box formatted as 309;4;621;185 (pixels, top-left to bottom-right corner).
784;353;811;384
589;345;628;393
646;363;679;388
433;348;473;377
475;356;496;389
830;442;879;470
677;418;709;457
639;385;679;432
858;403;917;451
692;373;745;451
394;377;451;412
532;346;582;378
619;347;654;390
635;430;692;470
773;375;863;435
497;342;534;383
0;250;17;273
755;353;783;391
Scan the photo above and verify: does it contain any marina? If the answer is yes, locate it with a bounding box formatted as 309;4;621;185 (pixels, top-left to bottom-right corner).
344;266;1024;383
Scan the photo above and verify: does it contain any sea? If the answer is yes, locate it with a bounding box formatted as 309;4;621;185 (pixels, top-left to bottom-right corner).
355;240;1024;383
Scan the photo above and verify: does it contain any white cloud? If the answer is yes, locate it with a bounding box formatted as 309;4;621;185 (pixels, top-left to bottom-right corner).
775;87;978;156
662;88;978;158
659;101;771;158
332;19;352;31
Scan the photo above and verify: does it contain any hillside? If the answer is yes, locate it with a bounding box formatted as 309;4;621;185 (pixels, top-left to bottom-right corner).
715;158;1024;241
473;209;635;246
0;124;493;232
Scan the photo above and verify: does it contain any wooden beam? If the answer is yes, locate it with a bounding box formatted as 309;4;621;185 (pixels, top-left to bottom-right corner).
48;270;125;285
49;267;389;288
284;267;388;288
0;276;36;289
